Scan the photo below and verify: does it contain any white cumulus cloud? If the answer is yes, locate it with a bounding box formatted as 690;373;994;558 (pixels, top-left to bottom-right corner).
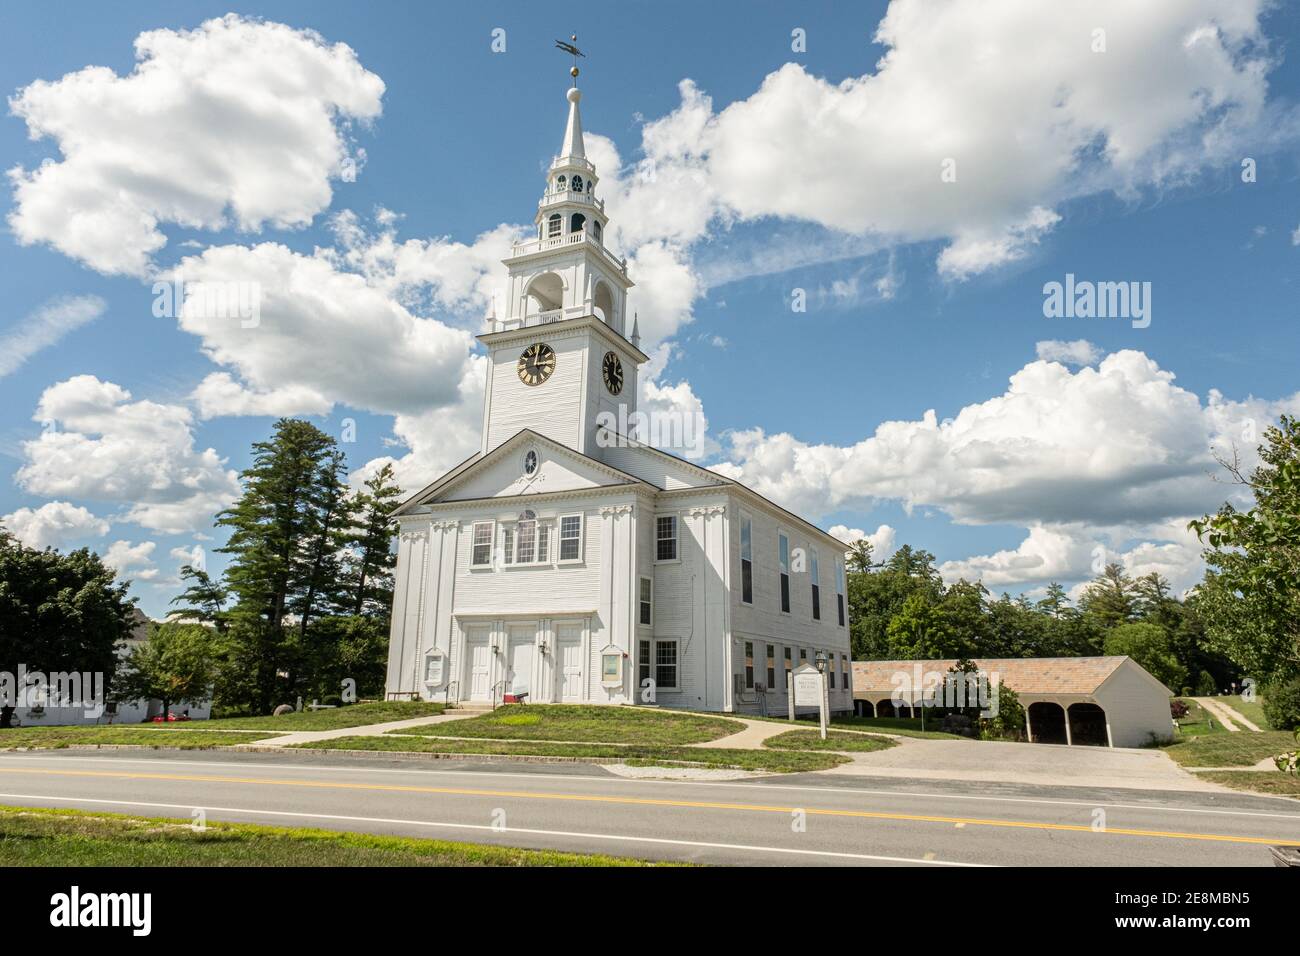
1;501;110;550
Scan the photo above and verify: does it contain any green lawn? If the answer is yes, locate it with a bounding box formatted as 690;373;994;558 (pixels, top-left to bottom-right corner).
0;726;281;749
1198;771;1300;798
177;700;445;731
296;734;847;772
1172;699;1229;737
1161;730;1298;768
0;805;670;866
763;729;896;753
404;704;742;745
828;715;969;740
1212;695;1271;730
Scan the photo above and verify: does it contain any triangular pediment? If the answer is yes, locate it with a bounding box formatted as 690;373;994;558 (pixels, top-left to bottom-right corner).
394;430;652;513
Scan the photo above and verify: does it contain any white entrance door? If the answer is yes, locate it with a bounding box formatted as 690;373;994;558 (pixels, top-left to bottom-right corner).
464;628;492;701
506;623;536;697
557;623;584;702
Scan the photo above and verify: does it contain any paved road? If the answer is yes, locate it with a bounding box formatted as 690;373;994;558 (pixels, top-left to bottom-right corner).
1;749;1297;866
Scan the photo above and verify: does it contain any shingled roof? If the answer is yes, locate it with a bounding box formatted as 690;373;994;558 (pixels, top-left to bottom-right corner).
851;657;1136;697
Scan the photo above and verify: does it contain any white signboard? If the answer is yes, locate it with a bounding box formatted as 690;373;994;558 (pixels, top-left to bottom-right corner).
792;664;822;707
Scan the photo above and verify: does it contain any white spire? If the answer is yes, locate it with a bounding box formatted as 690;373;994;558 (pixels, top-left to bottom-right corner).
559;87;586;161
630;312;641;348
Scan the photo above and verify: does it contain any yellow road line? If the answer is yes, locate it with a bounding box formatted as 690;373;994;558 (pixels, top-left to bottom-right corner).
2;766;1297;847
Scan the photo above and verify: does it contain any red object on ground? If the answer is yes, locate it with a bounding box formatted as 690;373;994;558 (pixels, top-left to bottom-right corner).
503;693;529;704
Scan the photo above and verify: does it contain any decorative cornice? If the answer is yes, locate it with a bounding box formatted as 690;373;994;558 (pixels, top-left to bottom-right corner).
430;520;460;531
688;504;727;517
599;504;634;517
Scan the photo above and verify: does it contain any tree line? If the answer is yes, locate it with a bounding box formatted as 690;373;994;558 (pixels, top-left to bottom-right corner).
844;415;1300;729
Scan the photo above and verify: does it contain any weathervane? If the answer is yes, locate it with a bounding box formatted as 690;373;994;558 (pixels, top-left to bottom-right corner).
555;34;585;86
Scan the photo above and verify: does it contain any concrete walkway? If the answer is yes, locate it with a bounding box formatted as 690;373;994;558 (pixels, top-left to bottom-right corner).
690;717;799;749
822;736;1224;792
1195;697;1261;732
236;710;479;749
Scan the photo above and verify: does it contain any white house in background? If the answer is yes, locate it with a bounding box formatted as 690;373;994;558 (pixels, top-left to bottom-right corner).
10;608;213;727
851;656;1174;748
384;77;853;714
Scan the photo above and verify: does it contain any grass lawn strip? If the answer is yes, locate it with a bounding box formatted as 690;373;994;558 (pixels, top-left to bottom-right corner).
1172;699;1229;737
154;700;446;731
0;805;673;866
1197;772;1300;798
294;735;846;772
729;712;967;740
408;705;741;745
0;727;282;750
1161;730;1298;768
763;729;897;753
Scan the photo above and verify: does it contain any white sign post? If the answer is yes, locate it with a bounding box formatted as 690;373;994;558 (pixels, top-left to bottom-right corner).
792;663;828;739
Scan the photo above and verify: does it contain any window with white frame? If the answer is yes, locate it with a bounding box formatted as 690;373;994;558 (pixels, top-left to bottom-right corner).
778;532;791;613
470;521;493;567
811;547;821;621
766;644;776;688
828;653;836;689
841;654;849;690
639;576;652;626
656;515;678;561
655;640;678;690
740;513;753;604
783;646;792;687
744;641;754;689
559;513;583;561
836;560;846;627
503;511;548;566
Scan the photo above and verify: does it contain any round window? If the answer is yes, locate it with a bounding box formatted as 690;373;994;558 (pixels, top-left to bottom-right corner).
523;450;539;476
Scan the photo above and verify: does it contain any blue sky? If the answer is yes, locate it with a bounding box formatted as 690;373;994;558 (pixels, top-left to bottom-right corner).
2;1;1298;617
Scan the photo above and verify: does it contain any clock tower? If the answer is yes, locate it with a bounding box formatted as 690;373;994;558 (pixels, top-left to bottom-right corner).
478;78;646;458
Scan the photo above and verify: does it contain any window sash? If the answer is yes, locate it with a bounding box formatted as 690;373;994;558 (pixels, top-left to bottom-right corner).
471;522;493;567
766;644;775;688
559;514;582;561
741;559;753;604
780;573;790;613
656;515;677;561
639;576;652;626
744;641;754;689
812;584;821;621
655;641;678;690
838;593;846;627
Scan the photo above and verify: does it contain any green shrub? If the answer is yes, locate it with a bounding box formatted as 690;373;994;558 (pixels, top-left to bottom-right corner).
1263;678;1300;731
1195;670;1218;697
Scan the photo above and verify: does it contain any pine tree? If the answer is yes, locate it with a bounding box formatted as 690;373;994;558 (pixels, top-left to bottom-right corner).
167;565;228;631
291;448;356;640
216;419;340;629
341;463;403;616
1080;563;1137;630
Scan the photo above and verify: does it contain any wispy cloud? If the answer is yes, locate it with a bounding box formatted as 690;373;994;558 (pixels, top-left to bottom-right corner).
0;294;106;379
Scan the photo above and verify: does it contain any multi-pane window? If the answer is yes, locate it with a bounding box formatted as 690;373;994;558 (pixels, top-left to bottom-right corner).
638;640;651;691
836;560;846;627
547;213;561;237
828;654;836;689
740;514;753;604
811;548;821;621
559;514;583;561
766;644;776;689
470;521;493;567
503;511;547;565
744;641;754;689
841;655;850;692
778;533;791;613
799;647;808;664
639;576;653;626
656;641;678;690
656;515;678;561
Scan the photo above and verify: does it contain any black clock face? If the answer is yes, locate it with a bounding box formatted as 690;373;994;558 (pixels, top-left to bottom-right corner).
517;343;556;386
602;351;624;395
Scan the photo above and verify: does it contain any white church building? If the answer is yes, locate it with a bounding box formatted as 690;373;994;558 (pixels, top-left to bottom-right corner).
385;77;852;714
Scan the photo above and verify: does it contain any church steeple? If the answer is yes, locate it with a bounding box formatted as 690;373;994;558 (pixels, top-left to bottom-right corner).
559;86;586;162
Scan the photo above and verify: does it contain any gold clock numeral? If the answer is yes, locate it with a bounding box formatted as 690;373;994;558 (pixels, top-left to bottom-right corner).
517;343;556;386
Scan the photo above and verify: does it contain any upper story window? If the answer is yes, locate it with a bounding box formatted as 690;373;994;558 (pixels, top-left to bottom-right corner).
778;532;791;613
639;576;652;626
740;513;753;605
656;515;678;562
504;510;547;566
571;175;584;192
547;213;562;237
811;547;821;621
523;449;538;477
558;514;583;562
470;521;494;568
570;213;586;234
555;174;567;192
592;221;602;242
836;560;846;627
